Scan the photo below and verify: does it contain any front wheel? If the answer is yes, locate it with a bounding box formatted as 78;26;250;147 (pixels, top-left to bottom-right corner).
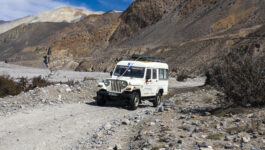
153;93;162;107
129;92;140;110
96;94;106;106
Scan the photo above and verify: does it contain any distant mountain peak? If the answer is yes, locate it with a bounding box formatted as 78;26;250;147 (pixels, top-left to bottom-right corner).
0;7;104;34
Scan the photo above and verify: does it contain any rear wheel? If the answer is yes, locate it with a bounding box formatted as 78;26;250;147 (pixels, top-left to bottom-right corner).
96;94;106;106
129;92;140;110
153;92;162;107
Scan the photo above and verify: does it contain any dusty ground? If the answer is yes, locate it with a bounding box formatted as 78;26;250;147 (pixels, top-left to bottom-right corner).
3;64;264;150
0;63;207;150
128;88;265;150
1;64;263;150
0;62;109;82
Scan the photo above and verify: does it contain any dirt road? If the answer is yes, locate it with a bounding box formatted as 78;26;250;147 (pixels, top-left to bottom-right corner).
0;102;151;150
0;63;206;150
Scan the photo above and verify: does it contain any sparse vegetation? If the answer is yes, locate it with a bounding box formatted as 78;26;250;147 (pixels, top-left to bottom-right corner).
206;45;265;107
177;73;190;82
0;76;22;97
0;75;52;97
0;75;76;98
31;76;52;89
64;80;75;86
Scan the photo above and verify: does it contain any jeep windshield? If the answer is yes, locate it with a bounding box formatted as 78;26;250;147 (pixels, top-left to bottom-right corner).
114;65;145;78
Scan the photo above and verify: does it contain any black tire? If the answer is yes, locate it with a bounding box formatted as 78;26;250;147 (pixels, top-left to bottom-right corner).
129;92;140;110
153;92;162;107
96;94;106;106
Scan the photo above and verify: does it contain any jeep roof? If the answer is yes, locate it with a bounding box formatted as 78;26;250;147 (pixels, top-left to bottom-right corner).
116;61;169;69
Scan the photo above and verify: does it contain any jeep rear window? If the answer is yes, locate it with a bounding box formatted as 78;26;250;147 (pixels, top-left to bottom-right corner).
114;65;145;78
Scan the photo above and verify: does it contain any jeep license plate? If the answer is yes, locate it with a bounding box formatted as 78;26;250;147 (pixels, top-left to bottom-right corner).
109;92;118;96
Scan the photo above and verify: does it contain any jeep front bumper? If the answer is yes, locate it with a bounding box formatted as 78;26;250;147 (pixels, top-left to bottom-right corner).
97;90;131;100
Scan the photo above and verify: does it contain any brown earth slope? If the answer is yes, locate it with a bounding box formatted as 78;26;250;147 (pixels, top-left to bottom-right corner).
46;11;121;70
0;11;121;69
76;0;265;74
0;22;70;67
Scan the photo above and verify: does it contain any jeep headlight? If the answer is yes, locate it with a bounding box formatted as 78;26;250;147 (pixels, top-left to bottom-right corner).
104;79;110;86
121;81;128;89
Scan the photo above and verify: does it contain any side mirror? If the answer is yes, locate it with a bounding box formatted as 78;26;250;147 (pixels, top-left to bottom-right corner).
110;71;113;76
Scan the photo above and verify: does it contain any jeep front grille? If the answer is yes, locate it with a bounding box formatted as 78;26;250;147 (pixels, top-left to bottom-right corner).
110;80;122;93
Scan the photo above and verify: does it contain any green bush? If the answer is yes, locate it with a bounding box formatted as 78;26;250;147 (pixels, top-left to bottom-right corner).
206;45;265;107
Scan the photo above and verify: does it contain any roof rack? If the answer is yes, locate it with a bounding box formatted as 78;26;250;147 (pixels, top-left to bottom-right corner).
131;54;165;63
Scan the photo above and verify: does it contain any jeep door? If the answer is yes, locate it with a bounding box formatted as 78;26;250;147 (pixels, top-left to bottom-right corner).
143;68;157;96
158;69;169;95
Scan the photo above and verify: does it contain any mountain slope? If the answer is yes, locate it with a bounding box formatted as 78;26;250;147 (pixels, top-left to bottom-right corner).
76;0;265;73
47;11;121;70
0;11;121;69
1;0;264;74
0;7;103;34
0;22;70;67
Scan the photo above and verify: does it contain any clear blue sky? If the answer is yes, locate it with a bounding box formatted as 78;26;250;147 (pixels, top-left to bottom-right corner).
0;0;134;21
62;0;133;11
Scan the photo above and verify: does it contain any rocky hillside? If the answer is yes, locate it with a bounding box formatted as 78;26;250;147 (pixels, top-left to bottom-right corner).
1;0;265;74
0;7;103;34
0;11;121;69
47;11;121;71
0;22;70;67
75;0;265;74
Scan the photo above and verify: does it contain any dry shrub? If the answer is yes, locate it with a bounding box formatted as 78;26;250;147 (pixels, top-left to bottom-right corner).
177;72;190;82
0;76;22;97
0;75;75;98
206;45;265;107
62;80;74;86
31;76;52;88
18;77;29;91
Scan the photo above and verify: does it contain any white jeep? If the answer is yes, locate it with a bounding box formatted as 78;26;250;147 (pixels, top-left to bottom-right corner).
97;55;169;110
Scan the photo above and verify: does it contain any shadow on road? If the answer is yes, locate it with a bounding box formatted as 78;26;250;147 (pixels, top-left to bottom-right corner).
86;97;151;110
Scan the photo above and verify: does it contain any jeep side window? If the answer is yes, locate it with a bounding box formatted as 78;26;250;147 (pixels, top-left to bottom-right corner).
153;69;157;79
146;69;151;79
159;69;164;80
159;69;169;80
164;69;168;79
